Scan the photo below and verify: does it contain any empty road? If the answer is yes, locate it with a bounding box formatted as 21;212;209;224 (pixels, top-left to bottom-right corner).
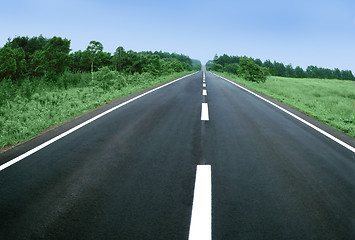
0;71;354;239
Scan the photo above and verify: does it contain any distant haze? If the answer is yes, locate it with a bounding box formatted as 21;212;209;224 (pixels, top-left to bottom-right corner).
1;0;354;72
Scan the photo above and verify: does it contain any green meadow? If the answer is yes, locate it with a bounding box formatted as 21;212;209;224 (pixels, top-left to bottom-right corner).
216;72;355;138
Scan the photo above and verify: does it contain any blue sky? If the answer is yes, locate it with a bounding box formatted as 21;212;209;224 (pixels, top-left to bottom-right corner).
1;0;354;72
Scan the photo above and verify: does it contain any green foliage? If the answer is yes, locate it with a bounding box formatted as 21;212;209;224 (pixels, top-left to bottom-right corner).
42;37;71;80
0;46;17;80
1;35;196;83
210;54;355;80
93;66;123;90
58;71;91;89
217;72;355;137
86;41;105;72
170;59;185;72
238;57;268;83
212;54;240;67
205;60;214;70
224;63;239;74
29;50;46;77
4;36;70;81
210;63;223;72
191;59;202;71
295;66;305;78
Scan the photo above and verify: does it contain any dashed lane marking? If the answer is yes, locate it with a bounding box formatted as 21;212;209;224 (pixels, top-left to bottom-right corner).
201;103;209;121
189;165;211;240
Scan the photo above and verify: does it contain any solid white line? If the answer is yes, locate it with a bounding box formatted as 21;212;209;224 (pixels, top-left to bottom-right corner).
189;165;211;240
203;83;206;88
201;103;209;121
203;89;207;96
0;72;197;172
212;72;355;153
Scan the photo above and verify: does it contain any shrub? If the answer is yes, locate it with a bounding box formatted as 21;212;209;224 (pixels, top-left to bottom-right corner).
93;67;117;90
210;63;223;72
224;63;239;74
238;57;268;83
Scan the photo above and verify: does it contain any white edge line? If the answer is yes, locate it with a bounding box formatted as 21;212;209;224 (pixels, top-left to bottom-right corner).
212;72;355;153
0;72;198;172
189;165;211;240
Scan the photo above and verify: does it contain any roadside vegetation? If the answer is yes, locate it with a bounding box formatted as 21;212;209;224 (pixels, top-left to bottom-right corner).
214;72;355;138
207;54;355;81
0;35;201;148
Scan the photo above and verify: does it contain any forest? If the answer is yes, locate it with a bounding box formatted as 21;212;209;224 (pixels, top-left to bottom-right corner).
207;54;355;81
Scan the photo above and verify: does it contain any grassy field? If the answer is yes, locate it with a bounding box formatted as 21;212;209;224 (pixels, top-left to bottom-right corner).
215;72;355;138
0;70;192;148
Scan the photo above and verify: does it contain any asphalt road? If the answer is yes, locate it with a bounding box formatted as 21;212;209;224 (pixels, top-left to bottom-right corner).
0;71;354;239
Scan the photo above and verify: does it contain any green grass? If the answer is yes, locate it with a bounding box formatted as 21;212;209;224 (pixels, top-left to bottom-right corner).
215;72;355;138
0;71;193;148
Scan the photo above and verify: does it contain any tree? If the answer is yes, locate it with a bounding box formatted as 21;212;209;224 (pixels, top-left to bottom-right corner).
0;46;17;81
341;70;355;80
0;45;26;81
254;58;263;66
41;36;71;79
263;59;275;75
306;66;317;78
294;66;305;78
12;47;26;80
333;68;341;80
273;61;286;76
285;64;295;77
86;41;104;80
113;46;125;71
238;57;268;82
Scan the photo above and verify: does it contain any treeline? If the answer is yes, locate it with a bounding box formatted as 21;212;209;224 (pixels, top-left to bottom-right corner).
207;54;355;80
0;35;201;82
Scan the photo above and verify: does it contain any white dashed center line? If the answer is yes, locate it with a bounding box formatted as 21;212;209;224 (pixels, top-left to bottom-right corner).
189;165;212;240
201;103;209;121
203;89;207;96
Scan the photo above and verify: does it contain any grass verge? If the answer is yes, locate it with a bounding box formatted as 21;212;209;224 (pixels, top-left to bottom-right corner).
214;72;355;138
0;71;193;148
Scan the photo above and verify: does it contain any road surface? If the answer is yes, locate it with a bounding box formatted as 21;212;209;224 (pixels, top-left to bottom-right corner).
0;71;354;239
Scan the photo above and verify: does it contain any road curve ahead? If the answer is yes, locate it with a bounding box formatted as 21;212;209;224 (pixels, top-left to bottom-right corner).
0;71;354;240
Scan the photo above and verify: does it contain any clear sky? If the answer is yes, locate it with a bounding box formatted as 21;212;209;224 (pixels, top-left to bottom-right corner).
1;0;354;72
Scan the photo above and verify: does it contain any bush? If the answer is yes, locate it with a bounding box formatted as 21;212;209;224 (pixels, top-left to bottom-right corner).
210;63;223;72
224;63;239;74
93;67;117;90
238;57;268;83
